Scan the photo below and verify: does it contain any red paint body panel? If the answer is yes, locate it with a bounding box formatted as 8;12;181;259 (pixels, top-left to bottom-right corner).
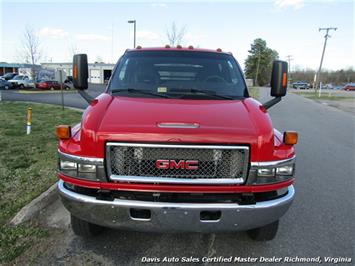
58;47;296;193
59;93;295;163
59;173;294;193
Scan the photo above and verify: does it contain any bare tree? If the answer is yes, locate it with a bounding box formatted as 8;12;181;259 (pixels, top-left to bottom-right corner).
21;25;42;79
166;22;186;46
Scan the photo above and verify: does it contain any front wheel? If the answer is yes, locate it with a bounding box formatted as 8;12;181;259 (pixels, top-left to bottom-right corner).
247;220;279;241
71;215;104;237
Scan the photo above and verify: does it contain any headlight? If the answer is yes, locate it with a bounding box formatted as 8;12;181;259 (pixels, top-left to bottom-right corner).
78;164;96;173
249;157;295;185
257;168;275;177
276;165;294;176
58;151;105;181
60;160;77;170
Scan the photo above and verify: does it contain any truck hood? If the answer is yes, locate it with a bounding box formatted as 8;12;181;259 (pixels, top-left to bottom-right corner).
100;96;256;137
75;93;275;161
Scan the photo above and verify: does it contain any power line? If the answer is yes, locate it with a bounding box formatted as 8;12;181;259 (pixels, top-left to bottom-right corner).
315;27;337;91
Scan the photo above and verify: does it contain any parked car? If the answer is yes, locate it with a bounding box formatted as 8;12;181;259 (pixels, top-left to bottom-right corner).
64;76;73;83
322;83;333;89
8;75;35;89
0;73;18;81
36;80;70;90
342;83;355;91
292;81;310;89
0;79;13;90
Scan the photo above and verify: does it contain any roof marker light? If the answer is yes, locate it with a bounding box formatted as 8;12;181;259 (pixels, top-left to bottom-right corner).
165;45;171;48
188;45;194;49
217;48;222;52
136;45;142;49
176;44;182;49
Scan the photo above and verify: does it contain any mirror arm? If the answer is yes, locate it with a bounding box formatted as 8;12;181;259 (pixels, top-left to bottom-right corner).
78;90;94;104
262;97;282;110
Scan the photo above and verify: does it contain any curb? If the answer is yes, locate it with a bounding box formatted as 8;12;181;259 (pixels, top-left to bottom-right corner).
10;182;59;226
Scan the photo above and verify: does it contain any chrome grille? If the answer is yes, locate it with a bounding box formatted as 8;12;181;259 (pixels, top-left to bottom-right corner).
106;143;249;184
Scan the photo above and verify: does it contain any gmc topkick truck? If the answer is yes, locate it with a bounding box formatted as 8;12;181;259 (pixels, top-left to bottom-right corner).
56;46;297;241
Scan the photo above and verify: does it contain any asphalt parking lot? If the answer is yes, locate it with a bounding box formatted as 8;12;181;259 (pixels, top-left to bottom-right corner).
0;84;104;109
5;87;353;265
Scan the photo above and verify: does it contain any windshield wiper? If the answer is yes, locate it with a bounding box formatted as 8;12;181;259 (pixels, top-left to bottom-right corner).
111;88;171;98
186;88;235;100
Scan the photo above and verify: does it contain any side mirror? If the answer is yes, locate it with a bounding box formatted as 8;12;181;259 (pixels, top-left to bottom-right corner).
270;60;288;97
73;54;88;90
262;60;288;110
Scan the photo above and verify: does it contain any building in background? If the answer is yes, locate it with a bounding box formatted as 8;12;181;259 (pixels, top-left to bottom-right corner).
41;62;115;84
0;63;40;76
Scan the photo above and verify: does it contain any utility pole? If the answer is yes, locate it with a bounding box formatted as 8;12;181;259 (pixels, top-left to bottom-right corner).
315;27;337;92
255;51;261;86
286;55;293;87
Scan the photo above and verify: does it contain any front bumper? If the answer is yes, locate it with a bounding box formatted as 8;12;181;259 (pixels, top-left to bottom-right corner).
58;180;295;233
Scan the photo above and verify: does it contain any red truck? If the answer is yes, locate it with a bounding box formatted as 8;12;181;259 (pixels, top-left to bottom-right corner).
57;47;297;241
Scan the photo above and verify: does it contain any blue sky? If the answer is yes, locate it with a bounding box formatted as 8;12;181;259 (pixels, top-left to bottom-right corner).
0;0;353;71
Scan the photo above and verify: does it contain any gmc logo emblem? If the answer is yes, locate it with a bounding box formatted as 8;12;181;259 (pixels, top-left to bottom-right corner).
156;159;199;170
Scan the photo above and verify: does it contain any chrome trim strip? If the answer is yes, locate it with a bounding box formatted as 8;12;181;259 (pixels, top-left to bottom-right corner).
58;150;104;165
250;156;296;168
157;122;200;129
58;179;295;209
106;142;249;150
110;175;244;184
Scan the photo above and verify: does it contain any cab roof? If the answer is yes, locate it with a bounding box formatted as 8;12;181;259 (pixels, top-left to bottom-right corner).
126;46;232;55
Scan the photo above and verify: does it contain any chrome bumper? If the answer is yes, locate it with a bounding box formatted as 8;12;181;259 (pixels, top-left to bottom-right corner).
58;180;295;233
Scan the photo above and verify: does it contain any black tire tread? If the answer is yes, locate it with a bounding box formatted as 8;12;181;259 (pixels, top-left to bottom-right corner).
71;215;103;237
247;220;279;241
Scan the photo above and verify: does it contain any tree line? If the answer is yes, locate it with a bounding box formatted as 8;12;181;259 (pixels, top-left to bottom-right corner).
19;25;354;85
290;68;354;85
244;38;354;86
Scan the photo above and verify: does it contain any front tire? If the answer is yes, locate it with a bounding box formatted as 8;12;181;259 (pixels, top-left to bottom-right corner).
247;220;279;241
71;215;104;237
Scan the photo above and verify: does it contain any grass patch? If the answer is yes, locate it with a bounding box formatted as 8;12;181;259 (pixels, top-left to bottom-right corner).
291;91;350;101
248;87;260;100
0;101;82;263
301;94;349;101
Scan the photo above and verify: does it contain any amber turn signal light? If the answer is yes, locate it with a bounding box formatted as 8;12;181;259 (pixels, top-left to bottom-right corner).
284;131;298;145
282;72;287;87
56;125;71;140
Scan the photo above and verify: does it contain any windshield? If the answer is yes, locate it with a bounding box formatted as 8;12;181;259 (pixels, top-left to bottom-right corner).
108;51;247;99
13;75;25;80
3;73;14;78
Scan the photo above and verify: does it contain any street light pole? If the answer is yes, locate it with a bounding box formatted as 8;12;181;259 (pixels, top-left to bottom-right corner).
128;20;136;48
315;27;337;92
